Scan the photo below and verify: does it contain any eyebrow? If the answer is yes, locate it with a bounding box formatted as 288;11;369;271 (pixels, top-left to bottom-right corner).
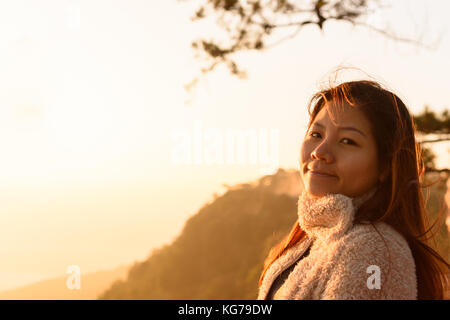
312;121;367;138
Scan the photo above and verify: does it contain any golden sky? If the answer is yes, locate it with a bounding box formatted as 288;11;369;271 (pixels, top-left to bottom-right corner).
0;0;449;291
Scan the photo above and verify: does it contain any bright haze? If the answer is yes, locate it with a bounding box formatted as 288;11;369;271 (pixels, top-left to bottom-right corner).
0;0;449;292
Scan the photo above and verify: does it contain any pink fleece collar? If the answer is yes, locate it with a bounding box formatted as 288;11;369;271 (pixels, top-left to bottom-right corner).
297;187;377;241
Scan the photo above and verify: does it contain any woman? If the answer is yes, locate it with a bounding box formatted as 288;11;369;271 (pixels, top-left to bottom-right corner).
257;80;450;300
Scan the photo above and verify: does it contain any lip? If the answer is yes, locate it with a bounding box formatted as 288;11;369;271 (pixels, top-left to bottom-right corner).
308;170;337;178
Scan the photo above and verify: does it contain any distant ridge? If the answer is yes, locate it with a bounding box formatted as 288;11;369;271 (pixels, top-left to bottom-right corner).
98;168;449;299
3;168;447;299
0;264;129;300
99;168;305;299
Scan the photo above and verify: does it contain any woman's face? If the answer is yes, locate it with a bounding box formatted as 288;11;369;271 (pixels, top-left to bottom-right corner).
300;103;380;198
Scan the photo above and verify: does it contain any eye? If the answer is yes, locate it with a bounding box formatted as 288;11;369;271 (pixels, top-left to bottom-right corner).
309;131;321;139
309;131;357;146
341;138;356;145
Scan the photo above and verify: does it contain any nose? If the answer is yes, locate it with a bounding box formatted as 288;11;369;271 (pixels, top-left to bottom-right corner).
311;140;334;163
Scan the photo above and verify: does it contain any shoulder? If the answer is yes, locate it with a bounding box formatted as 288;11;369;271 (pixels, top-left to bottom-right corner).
337;221;416;276
321;222;417;299
340;222;413;261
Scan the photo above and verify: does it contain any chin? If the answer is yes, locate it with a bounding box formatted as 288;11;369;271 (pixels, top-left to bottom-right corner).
306;187;335;197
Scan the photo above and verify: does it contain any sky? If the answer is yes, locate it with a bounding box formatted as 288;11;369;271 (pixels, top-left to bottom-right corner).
0;0;449;292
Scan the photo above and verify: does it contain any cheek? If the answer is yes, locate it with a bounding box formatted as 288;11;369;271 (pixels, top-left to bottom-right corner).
299;141;311;165
339;152;378;182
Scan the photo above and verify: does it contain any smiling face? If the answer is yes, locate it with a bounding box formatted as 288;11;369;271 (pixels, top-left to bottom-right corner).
300;102;380;198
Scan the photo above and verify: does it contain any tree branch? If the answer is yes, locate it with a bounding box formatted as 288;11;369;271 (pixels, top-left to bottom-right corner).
418;136;450;144
183;0;441;95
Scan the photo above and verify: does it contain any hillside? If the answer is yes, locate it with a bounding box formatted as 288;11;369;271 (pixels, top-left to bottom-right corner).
4;169;446;299
0;264;129;300
99;169;302;299
99;169;449;299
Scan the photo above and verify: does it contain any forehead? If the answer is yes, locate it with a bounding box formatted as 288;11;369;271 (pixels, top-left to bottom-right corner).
313;103;371;129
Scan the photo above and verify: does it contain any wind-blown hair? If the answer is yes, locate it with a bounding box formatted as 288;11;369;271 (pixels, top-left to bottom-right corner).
259;80;450;299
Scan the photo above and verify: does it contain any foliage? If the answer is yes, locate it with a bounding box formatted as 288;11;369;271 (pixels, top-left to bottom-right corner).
413;106;450;174
414;106;450;134
181;0;430;91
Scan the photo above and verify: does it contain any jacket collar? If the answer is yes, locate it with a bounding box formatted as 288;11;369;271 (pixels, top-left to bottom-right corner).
258;187;378;300
297;187;377;242
257;236;314;300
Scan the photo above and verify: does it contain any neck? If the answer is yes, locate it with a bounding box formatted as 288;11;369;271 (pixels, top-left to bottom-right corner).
352;186;378;211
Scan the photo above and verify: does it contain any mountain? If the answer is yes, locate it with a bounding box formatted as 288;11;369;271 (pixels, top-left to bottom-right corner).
5;168;446;299
0;264;129;300
99;168;450;300
99;168;303;299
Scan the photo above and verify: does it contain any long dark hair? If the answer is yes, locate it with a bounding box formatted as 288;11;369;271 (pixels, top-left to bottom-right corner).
259;80;450;299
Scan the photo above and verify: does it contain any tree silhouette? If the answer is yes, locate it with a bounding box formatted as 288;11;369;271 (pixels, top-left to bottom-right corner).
414;106;450;135
181;0;437;91
181;1;448;174
413;106;450;174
